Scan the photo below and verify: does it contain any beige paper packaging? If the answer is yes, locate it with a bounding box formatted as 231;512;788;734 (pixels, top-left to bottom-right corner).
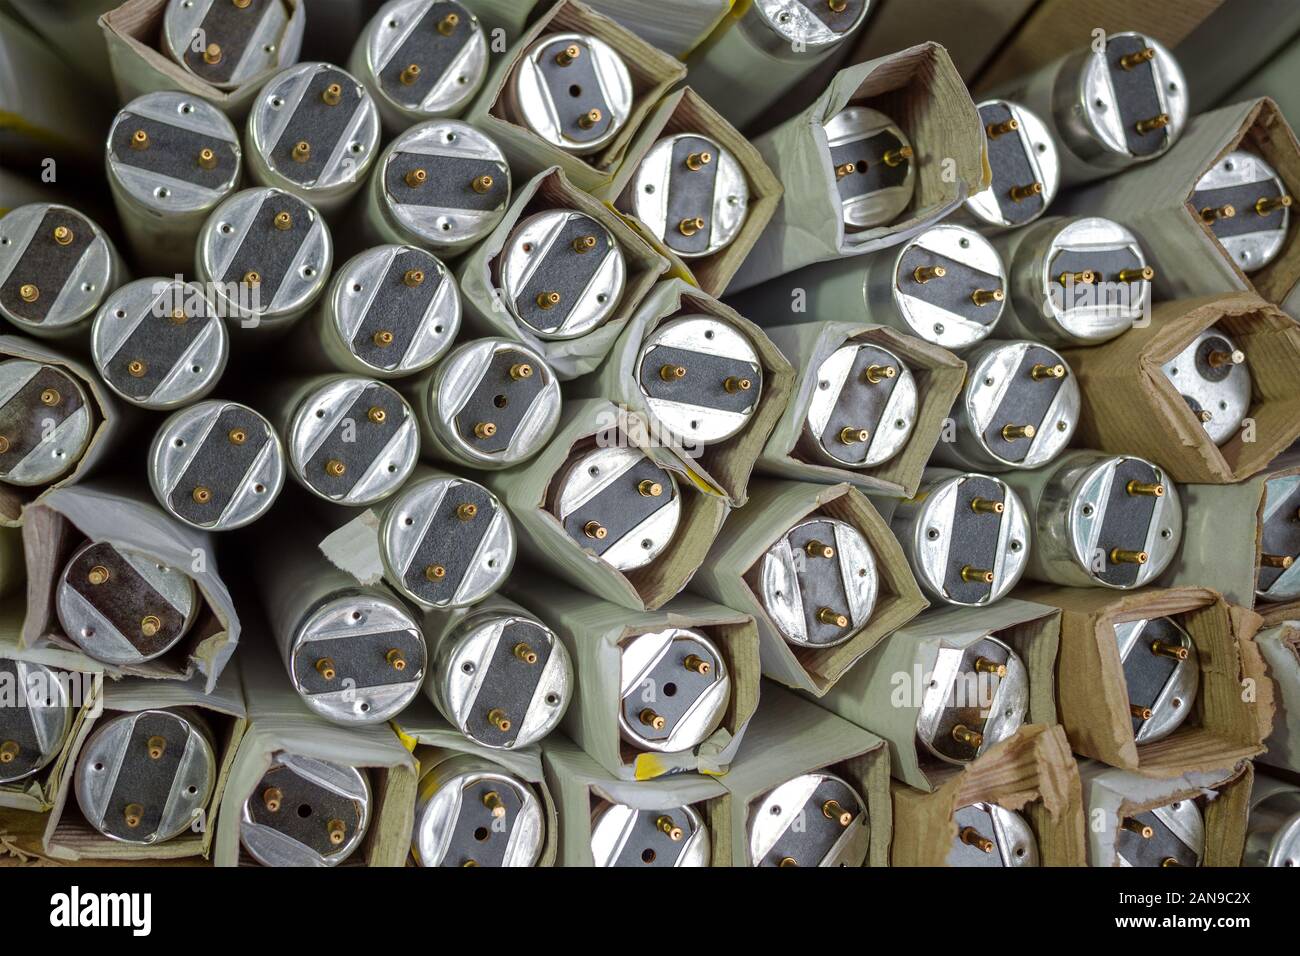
0;335;124;528
890;723;1086;866
1077;757;1252;867
455;167;669;381
567;278;794;507
687;478;927;697
507;575;760;781
716;682;892;867
725;44;987;293
212;636;417;867
99;0;305;119
465;0;687;193
21;482;239;690
1017;585;1272;773
1062;99;1300;315
541;732;727;866
579;0;730;59
0;605;103;814
1253;621;1300;775
812;600;1061;792
591;86;784;297
392;697;559;867
460;0;545;43
40;669;246;862
750;321;965;498
1061;294;1300;484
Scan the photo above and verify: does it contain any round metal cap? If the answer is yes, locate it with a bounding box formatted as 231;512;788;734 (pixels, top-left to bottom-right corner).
751;0;869;51
162;0;296;91
635;315;763;446
1075;33;1187;166
356;0;489;126
0;204;119;334
617;627;730;753
1115;616;1199;745
432;608;571;749
287;589;426;724
916;635;1029;765
505;32;633;156
0;658;73;785
411;753;544;867
74;708;215;845
965;100;1059;229
1256;474;1300;603
240;753;371;867
550;444;682;572
626;133;750;258
747;771;870;867
106;91;241;219
0;359;93;487
823;106;915;231
801;342;917;468
947;803;1039;866
591;800;710;867
380;473;515;609
1193;149;1292;273
1116;799;1203;867
1036;216;1151;344
287;377;419;505
91;278;229;410
757;516;878;648
1244;786;1300;867
149;399;285;531
197;187;332;326
1161;327;1251;446
889;224;1005;349
497;209;626;339
56;540;199;667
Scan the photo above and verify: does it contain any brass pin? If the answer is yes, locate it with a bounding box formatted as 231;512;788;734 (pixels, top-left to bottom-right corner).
835;161;858;179
386;648;407;671
0;741;17;764
0;436;8;454
1150;641;1188;661
556;44;582;66
583;520;608;540
404;168;427;188
367;406;386;425
274;211;292;230
322;83;342;106
233;0;251;8
578;108;602;130
685;151;712;171
828;0;848;12
572;235;597;253
87;565;110;586
403;269;424;288
1261;553;1295;569
536;291;561;310
778;857;799;867
243;270;261;287
1197;409;1213;424
1130;704;1153;721
140;615;161;637
513;643;538;664
971;288;1004;306
974;657;1007;677
52;225;73;245
1001;423;1036;441
659;364;687;382
128;360;147;378
327;819;347;845
131;128;149;150
1110;548;1148;565
1117;267;1154;282
399;63;421;86
373;330;395;347
839;426;869;445
425;564;446;581
1161;858;1181;867
473;422;497;439
192;486;212;505
805;540;835;559
316;657;337;680
438;12;460;35
1121;817;1154;838
462;860;479;867
1030;363;1066;380
638;479;663;498
656;815;684;840
40;388;60;407
960;566;995;584
1057;270;1095;285
817;607;849;627
883;145;913;167
970;497;1004;515
124;803;144;828
823;800;853;826
864;364;896;384
197;147;217;170
203;42;222;65
986;117;1020;139
1256;194;1293;216
483;791;506;818
683;655;711;675
960;827;994;853
1125;480;1164;497
639;708;666;730
146;735;166;759
913;264;945;283
291;140;311;163
325;459;347;477
170;308;188;325
471;174;494;194
229;428;247;445
456;503;478;521
509;363;533;380
1009;182;1044;202
723;376;752;393
19;283;39;303
1135;113;1171;135
1119;47;1157;70
678;217;706;237
1206;348;1245;369
952;724;983;748
263;787;282;812
1201;204;1235;224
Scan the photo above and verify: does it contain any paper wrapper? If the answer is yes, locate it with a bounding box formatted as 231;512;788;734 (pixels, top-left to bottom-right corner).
465;0;687;192
99;0;306;119
1254;622;1300;774
726;43;987;293
212;635;417;867
813;600;1061;791
1018;584;1272;773
20;482;239;690
455;167;669;380
593;86;784;296
567;277;794;506
393;697;559;867
541;732;727;865
508;575;759;780
715;682;891;867
753;321;965;497
891;724;1086;866
1062;294;1300;484
580;0;729;59
1077;757;1252;867
688;478;927;696
0;335;123;527
40;670;246;861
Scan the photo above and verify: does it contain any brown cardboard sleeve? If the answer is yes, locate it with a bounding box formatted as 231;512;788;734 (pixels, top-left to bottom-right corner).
99;0;306;118
1018;584;1272;773
594;86;783;296
890;724;1086;866
466;0;687;192
541;733;727;865
688;478;927;696
1253;622;1300;774
717;682;892;867
1062;294;1300;484
454;167;669;381
507;576;760;780
568;278;795;506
